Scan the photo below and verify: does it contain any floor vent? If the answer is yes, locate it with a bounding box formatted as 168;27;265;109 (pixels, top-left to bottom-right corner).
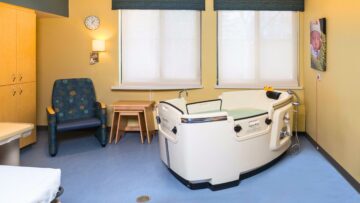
136;195;150;203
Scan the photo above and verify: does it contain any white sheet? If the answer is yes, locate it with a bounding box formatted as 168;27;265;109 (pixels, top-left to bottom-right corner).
0;165;61;203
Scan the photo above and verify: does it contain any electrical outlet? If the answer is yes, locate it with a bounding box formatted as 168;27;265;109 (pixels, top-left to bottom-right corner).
316;73;321;81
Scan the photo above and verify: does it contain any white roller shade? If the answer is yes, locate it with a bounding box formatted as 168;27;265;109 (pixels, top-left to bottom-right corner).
120;10;201;89
218;11;299;88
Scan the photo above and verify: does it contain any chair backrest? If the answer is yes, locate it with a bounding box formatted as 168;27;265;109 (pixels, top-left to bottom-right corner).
52;78;96;122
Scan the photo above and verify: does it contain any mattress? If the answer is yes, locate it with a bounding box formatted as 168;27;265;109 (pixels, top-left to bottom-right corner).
0;165;61;203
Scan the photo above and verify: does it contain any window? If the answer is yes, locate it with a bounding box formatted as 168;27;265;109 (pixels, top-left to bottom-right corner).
217;11;299;88
119;10;201;90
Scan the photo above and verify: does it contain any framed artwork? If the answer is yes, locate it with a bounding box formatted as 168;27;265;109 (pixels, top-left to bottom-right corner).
310;18;327;71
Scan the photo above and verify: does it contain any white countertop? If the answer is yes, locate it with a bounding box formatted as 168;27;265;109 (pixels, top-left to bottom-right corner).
0;123;34;145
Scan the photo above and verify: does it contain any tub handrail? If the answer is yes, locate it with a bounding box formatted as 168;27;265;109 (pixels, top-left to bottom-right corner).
181;116;228;124
156;103;180;143
181;111;228;123
159;101;185;115
158;124;177;143
186;99;222;114
267;94;293;121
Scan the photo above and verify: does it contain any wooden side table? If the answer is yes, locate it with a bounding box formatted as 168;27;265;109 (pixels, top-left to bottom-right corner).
109;101;156;144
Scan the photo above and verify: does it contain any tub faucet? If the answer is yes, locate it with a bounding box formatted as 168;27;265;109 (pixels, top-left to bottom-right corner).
287;89;300;106
178;89;188;99
287;89;301;154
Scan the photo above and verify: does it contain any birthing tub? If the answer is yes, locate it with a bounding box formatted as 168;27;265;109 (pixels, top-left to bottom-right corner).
157;90;294;190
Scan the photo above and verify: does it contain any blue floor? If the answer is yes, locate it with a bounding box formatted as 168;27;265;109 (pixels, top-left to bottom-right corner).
21;130;359;203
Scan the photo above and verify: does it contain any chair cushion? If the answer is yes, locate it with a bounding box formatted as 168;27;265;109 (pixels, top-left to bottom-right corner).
57;118;101;132
52;78;97;122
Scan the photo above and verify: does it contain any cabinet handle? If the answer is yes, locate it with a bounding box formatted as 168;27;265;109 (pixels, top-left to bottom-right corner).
12;74;16;82
19;87;23;95
12;88;17;96
18;74;23;82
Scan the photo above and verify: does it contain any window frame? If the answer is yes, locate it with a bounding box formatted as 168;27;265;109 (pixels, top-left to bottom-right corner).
114;10;203;91
215;11;301;89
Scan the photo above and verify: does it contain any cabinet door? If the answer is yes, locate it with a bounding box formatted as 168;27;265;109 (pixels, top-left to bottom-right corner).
0;85;18;122
18;82;37;148
17;9;36;84
0;5;17;86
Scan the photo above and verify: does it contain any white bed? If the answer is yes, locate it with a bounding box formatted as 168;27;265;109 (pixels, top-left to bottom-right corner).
0;165;62;203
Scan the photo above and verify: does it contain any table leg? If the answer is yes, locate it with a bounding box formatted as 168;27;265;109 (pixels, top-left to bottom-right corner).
146;107;156;143
115;113;122;144
109;111;119;144
143;108;151;144
137;113;145;144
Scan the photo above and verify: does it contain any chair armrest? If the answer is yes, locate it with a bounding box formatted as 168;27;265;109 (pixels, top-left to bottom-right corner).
97;101;106;109
46;106;57;126
46;106;57;155
95;102;107;125
47;106;56;115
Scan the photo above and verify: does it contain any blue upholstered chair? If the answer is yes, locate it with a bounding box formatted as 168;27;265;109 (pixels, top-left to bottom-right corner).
46;78;107;156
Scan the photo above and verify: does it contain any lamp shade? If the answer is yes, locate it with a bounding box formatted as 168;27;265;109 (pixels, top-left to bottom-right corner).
92;40;106;52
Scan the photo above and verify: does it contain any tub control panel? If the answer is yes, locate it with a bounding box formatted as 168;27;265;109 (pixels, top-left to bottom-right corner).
249;120;260;128
234;114;268;138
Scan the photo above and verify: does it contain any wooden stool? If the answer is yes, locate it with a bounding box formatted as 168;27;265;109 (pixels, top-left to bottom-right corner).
113;111;146;144
109;101;155;144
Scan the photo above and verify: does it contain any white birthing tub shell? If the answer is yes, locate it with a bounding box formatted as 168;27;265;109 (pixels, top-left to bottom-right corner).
157;90;293;189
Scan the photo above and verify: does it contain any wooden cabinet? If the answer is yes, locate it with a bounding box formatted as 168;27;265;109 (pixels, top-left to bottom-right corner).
0;84;36;148
0;3;37;148
0;85;18;122
0;5;17;86
18;83;37;147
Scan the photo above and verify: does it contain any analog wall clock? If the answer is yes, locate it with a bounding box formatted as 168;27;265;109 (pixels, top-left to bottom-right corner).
84;15;100;30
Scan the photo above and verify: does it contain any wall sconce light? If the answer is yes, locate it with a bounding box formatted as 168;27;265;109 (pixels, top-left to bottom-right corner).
90;39;106;65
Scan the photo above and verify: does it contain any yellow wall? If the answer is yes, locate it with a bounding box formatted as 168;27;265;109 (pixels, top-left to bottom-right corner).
304;0;360;182
37;0;305;130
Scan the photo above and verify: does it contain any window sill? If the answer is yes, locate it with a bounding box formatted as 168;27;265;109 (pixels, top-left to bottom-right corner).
111;84;203;91
215;85;303;90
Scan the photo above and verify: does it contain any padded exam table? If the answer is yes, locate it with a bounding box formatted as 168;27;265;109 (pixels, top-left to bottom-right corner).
0;122;33;165
0;122;63;203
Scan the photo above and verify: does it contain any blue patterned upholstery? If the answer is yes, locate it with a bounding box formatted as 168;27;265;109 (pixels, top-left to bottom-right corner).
52;79;96;122
47;78;107;156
